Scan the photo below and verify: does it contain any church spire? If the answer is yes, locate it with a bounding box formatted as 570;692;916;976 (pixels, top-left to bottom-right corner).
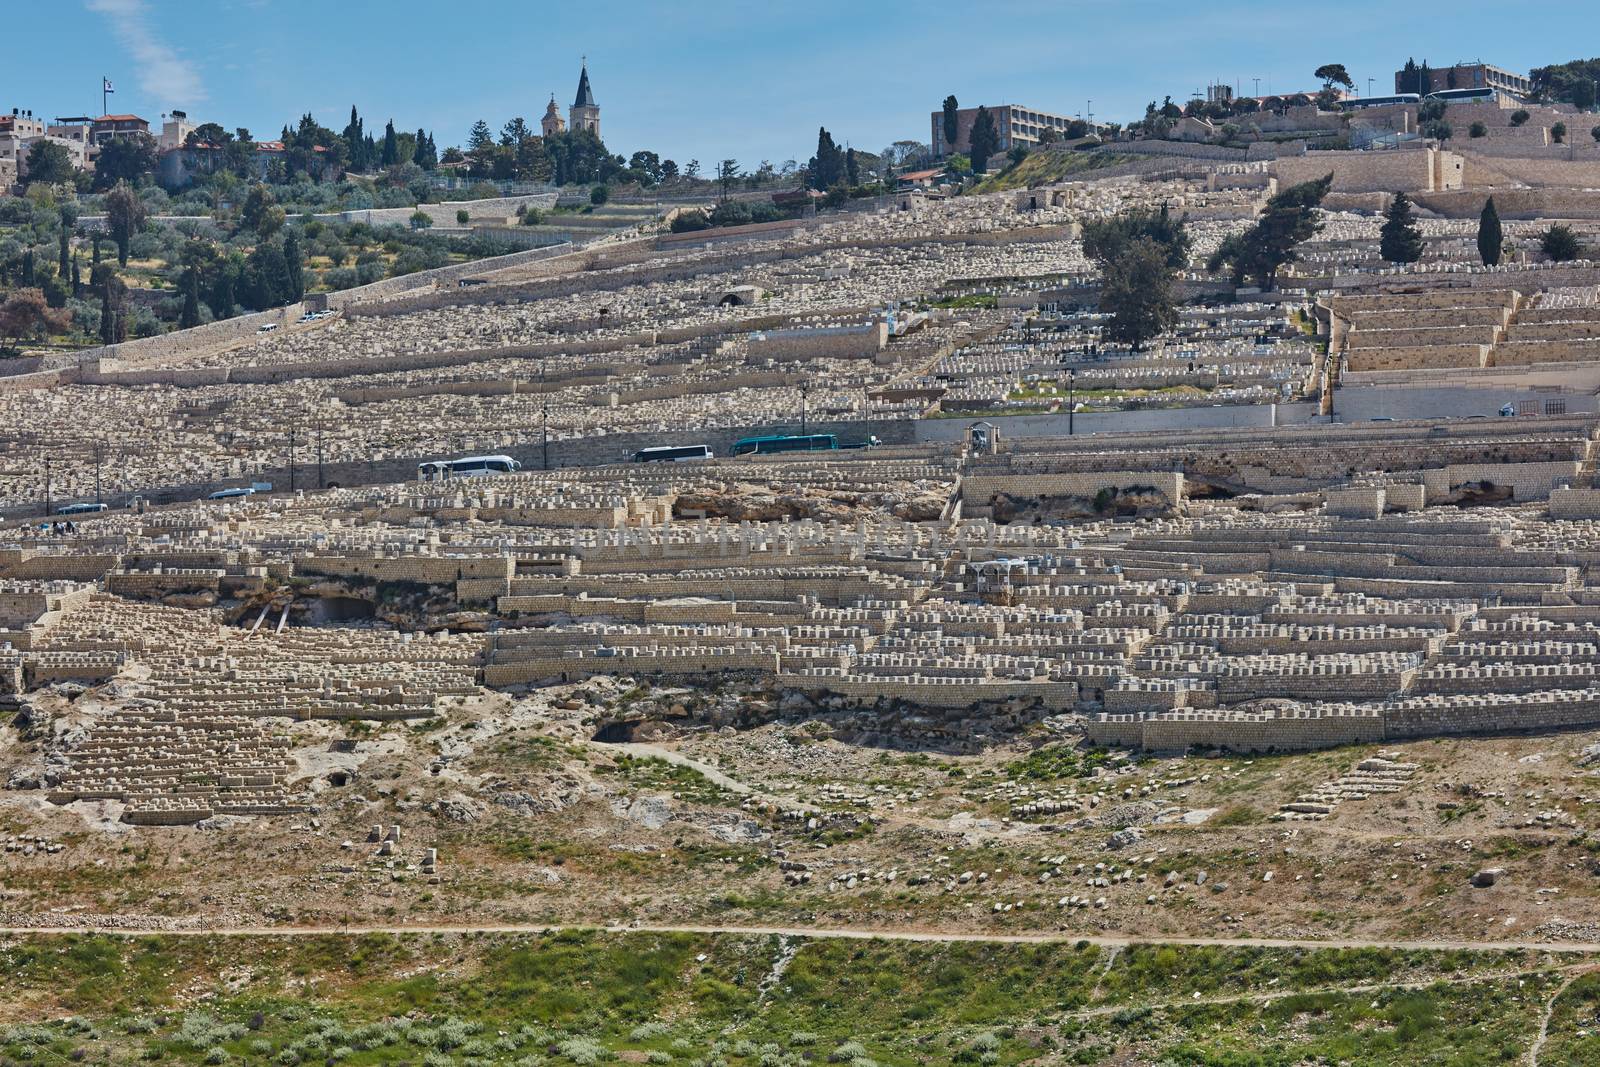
573;60;596;109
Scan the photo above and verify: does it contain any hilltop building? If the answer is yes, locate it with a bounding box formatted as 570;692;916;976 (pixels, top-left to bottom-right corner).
1394;62;1532;98
931;103;1089;158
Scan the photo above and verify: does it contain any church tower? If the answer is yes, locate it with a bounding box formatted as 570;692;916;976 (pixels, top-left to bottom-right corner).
569;60;600;139
540;95;565;138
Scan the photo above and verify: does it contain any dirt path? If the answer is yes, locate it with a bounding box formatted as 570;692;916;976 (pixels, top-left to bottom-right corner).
1527;966;1594;1067
2;919;1600;956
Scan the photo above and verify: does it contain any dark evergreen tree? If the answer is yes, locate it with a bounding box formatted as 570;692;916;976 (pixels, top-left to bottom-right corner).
57;212;71;277
1541;224;1583;262
968;106;998;173
1082;202;1192;269
412;128;437;169
942;95;960;155
1379;191;1424;263
845;147;859;187
208;260;236;319
283;229;305;302
1477;196;1503;266
342;105;367;171
1100;237;1178;350
1207;174;1333;289
381;120;398;167
179;267;201;328
809;128;845;191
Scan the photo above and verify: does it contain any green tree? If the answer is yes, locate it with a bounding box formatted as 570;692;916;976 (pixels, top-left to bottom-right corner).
93;132;158;189
241;185;284;240
1552;122;1568;144
283;229;305;302
1541;224;1583;262
590;183;611;206
1207;173;1333;289
412;129;436;169
942;95;960;155
716;159;740;200
1477;197;1503;266
408;209;432;229
104;183;146;267
208;254;240;319
243;240;291;309
1510;109;1530;127
845;147;860;187
808;129;844;191
381;120;398;167
1082;202;1192;270
1469;122;1487;138
57;206;74;277
179;267;201;328
1099;237;1177;350
1379;191;1424;263
93;263;127;344
24;140;77;186
1313;63;1354;91
1593;124;1600;143
968;106;998;173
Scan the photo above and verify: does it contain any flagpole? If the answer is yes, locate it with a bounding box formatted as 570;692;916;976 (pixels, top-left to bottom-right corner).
102;76;106;117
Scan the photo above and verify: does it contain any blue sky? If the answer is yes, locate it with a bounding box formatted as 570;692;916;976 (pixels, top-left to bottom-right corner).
11;0;1599;168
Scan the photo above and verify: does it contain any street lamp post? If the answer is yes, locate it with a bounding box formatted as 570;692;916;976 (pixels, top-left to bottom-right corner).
1067;371;1076;436
93;441;102;505
43;456;51;518
800;383;809;436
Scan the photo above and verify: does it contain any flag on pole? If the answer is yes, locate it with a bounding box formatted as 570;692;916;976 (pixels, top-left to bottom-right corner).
103;78;114;94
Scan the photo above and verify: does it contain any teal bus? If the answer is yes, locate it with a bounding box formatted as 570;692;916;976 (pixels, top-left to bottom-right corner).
732;434;839;456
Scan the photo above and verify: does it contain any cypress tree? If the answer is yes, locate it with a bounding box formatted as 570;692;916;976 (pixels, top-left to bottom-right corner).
381;121;398;167
942;95;960;155
58;227;69;278
99;286;115;345
209;262;235;319
969;106;999;174
1477;196;1503;266
1379;191;1424;263
179;267;201;329
283;229;305;302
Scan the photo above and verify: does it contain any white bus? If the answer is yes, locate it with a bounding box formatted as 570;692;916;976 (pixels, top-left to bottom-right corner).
418;454;522;481
56;502;109;515
630;444;714;463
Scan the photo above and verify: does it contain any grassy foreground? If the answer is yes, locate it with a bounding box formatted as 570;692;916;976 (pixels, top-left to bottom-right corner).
0;931;1590;1067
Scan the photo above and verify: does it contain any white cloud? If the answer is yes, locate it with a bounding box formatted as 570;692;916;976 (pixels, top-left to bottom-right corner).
87;0;207;107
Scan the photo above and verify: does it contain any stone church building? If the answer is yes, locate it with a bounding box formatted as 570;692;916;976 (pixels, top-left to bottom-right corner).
541;62;600;140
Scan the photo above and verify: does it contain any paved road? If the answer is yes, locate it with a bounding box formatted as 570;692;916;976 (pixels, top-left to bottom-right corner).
2;920;1600;955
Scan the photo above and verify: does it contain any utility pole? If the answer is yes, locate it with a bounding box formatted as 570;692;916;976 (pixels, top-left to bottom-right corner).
93;441;102;505
800;382;809;436
316;425;325;490
44;456;52;518
1367;77;1375;98
288;424;297;492
541;355;550;471
1253;76;1261;99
